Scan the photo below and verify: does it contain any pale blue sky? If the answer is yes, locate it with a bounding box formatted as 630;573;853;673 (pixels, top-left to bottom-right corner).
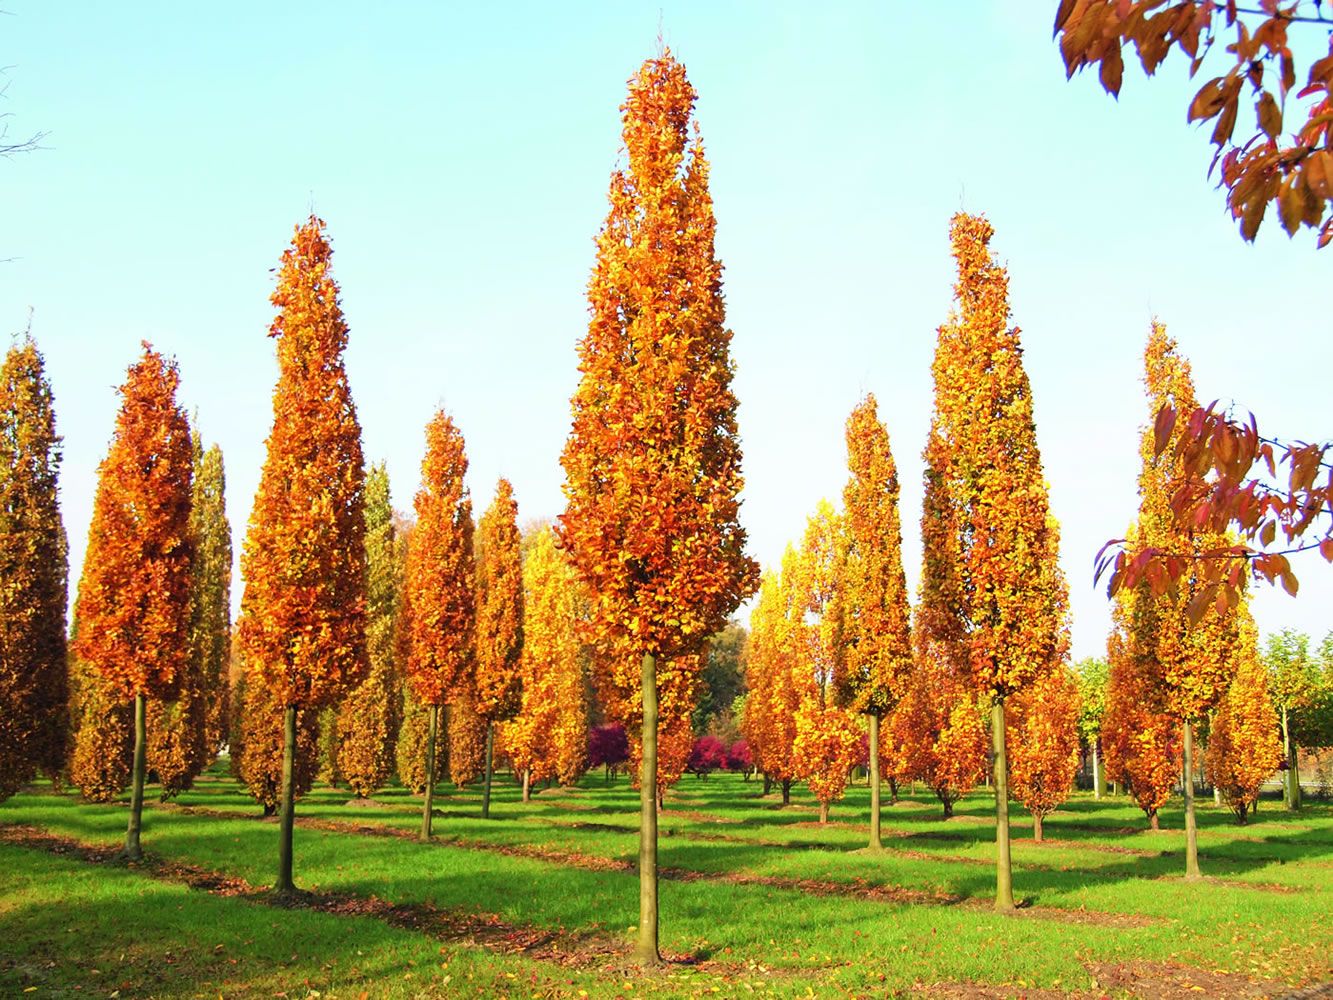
2;3;1328;660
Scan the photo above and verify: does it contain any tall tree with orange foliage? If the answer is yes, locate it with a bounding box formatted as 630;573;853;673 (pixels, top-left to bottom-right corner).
473;478;523;819
1103;621;1181;829
238;217;368;894
1206;613;1282;824
917;214;1069;910
1008;664;1082;842
74;345;193;860
558;48;758;964
0;335;67;800
834;395;914;848
500;526;588;798
402;410;475;839
1122;323;1239;878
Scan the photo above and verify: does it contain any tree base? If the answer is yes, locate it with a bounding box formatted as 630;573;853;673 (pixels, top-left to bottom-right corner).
270;885;313;905
112;846;144;864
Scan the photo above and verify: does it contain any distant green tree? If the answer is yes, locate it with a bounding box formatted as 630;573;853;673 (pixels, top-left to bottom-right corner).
691;622;747;734
1074;657;1109;799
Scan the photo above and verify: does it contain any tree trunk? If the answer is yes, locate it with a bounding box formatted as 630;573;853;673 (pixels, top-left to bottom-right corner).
522;767;531;803
992;698;1015;912
121;693;147;862
868;713;883;850
482;721;494;820
636;651;662;967
1149;810;1159;831
1033;812;1044;843
942;797;953;819
819;801;829;824
1183;719;1201;881
421;704;438;842
1282;707;1301;810
276;704;297;895
781;779;791;806
1092;740;1104;800
762;773;772;796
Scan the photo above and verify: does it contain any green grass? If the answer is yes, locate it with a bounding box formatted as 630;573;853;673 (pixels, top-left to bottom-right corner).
3;765;1330;997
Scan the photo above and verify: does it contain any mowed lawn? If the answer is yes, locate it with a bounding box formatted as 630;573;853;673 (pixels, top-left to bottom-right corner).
2;766;1330;998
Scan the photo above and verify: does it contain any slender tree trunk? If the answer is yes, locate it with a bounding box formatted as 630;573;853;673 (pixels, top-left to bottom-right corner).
991;698;1015;912
522;767;531;802
819;801;829;824
1149;810;1159;831
121;693;147;862
1183;720;1201;881
781;779;791;806
868;713;883;850
1033;812;1044;843
421;704;438;842
276;704;297;894
636;651;662;967
888;777;899;804
482;721;494;820
1092;740;1104;800
762;772;772;796
1282;707;1300;810
942;797;953;819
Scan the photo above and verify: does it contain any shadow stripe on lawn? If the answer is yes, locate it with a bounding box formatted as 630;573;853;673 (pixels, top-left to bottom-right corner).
0;823;625;968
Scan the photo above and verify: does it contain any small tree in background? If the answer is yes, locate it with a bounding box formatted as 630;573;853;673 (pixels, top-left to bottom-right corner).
68;607;132;804
1265;629;1323;810
238;217;368;894
1207;615;1282;824
337;463;401;799
401;409;475;838
1074;657;1109;799
1103;625;1181;830
74;344;193;860
1008;664;1082;842
891;656;987;819
473;478;524;818
0;335;68;800
447;685;487;787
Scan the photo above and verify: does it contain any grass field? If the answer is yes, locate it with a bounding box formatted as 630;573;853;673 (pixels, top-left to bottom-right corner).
2;765;1330;998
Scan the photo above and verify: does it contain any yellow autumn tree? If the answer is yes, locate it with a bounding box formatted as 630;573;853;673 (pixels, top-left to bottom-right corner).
557;48;758;964
1206;612;1282;824
1007;664;1082;842
1103;621;1181;829
918;215;1070;910
473;478;523;819
742;561;806;805
834;394;914;848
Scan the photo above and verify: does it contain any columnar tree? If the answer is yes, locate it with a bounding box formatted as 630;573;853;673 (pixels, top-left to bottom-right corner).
558;49;758;964
500;525;588;798
447;684;487;786
473;478;523;818
0;336;67;800
402;410;475;838
148;427;230;798
918;215;1069;910
1074;657;1110;799
1008;664;1082;842
1265;629;1321;809
1123;323;1238;879
74;345;193;860
742;553;806;805
890;654;987;818
336;463;401;799
238;217;368;894
1103;624;1180;829
1206;614;1282;824
833;394;914;848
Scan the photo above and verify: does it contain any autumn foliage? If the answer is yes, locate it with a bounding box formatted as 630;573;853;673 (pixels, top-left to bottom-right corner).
1206;614;1282;824
0;336;68;799
742;558;807;803
474;479;524;724
889;655;987;818
74;344;193;706
791;697;862;822
1103;624;1181;828
1007;665;1083;841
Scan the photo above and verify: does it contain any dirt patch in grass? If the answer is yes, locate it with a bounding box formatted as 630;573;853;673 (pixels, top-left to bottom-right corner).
914;959;1286;998
0;823;624;968
659;808;741;825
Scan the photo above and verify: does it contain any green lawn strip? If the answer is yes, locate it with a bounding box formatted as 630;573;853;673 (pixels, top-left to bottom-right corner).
0;839;620;1000
6;789;1328;993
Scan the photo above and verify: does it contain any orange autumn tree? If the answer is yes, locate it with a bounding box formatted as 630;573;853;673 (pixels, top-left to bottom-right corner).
500;525;588;798
402;409;475;839
891;653;987;818
238;217;368;895
1206;613;1282;824
918;215;1069;910
558;48;758;965
1103;623;1181;829
473;478;523;819
0;335;68;801
834;394;914;848
74;344;193;861
1007;664;1082;842
336;462;401;799
1124;323;1239;879
742;560;805;805
790;500;862;824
